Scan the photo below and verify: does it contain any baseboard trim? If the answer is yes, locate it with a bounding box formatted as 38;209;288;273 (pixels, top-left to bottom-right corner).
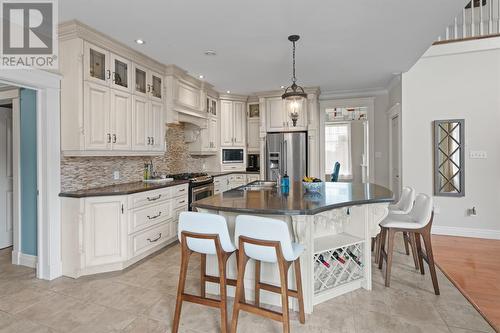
12;251;38;268
432;226;500;240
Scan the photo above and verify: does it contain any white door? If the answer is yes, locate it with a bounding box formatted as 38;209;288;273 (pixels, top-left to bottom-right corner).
220;101;233;146
131;95;149;150
84;196;127;267
84;82;110;150
266;98;285;131
149;101;164;151
247;119;260;151
391;115;401;199
233;101;246;146
0;107;13;249
110;89;131;151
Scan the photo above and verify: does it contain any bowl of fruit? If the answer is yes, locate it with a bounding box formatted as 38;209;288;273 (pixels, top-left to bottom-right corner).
302;176;323;192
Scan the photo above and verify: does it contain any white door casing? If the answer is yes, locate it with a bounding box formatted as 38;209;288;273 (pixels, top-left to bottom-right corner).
0;107;13;249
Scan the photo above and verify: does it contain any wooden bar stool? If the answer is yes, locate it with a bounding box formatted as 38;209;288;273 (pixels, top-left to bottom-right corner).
378;194;440;295
230;215;305;333
172;212;237;333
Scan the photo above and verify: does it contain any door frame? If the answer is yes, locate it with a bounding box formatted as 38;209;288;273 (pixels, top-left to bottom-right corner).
0;68;62;280
0;90;19;254
319;97;375;183
387;103;402;198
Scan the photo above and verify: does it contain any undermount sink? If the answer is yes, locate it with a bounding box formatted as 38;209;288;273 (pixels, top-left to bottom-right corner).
143;178;174;184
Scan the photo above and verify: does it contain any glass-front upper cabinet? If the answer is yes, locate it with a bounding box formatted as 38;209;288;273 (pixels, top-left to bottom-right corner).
110;54;131;92
150;72;162;100
206;97;217;116
134;65;147;96
85;42;109;85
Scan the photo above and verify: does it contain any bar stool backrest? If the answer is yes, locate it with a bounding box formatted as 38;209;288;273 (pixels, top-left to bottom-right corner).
409;194;433;227
234;215;295;262
178;212;236;254
390;186;415;214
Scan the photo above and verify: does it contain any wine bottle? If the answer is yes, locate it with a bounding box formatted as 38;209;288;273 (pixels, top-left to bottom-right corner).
316;255;330;268
346;249;362;266
333;251;346;264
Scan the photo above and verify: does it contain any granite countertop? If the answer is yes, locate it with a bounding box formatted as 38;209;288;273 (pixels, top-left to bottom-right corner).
192;181;394;215
59;179;190;198
208;171;260;177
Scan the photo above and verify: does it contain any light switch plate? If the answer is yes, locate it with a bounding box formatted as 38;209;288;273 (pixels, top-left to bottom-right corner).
469;151;487;159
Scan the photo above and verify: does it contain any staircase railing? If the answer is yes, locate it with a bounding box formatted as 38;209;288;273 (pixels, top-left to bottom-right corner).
436;0;500;44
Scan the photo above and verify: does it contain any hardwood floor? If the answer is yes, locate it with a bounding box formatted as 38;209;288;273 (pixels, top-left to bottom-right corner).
432;235;500;332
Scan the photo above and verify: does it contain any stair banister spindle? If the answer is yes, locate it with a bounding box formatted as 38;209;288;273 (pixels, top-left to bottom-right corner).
488;0;493;34
454;16;459;39
480;0;484;35
471;0;475;37
463;8;467;38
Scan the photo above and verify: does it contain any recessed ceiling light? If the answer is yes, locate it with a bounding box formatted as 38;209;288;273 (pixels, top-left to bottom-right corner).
204;50;217;56
198;75;204;79
280;85;285;89
135;39;145;45
226;90;231;94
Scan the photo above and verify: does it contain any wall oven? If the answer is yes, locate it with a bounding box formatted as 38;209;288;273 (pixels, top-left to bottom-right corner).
222;148;244;164
190;183;214;209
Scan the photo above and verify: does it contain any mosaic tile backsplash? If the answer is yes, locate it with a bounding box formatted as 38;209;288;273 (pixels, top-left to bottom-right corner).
60;124;207;192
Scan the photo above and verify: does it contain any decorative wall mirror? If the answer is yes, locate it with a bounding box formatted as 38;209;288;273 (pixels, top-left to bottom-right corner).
434;119;465;197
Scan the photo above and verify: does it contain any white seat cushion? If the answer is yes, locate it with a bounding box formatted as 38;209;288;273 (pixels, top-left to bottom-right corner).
380;213;420;229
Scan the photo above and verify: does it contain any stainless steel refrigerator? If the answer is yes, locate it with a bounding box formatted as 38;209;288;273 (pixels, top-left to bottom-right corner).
266;132;307;181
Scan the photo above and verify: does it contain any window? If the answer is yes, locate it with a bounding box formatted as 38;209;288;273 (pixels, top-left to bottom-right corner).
325;122;352;180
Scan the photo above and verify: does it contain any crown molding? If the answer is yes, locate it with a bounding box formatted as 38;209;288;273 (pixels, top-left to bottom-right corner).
255;86;320;99
319;87;387;100
219;93;249;102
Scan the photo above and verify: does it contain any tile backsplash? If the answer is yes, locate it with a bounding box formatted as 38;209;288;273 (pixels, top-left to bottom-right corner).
60;124;208;192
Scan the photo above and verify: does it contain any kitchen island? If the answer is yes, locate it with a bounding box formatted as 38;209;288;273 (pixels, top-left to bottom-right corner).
192;181;393;313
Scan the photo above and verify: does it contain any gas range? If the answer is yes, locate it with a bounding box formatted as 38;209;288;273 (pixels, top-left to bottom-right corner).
166;172;213;186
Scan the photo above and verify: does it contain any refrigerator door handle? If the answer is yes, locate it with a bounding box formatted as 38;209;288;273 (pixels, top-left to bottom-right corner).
284;140;287;175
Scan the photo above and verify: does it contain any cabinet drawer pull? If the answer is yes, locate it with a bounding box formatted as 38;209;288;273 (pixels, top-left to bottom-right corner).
147;211;162;220
178;200;185;204
147;194;161;201
147;233;162;243
179;188;185;192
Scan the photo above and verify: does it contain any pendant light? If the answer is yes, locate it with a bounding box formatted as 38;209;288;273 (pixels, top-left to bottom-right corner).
282;34;307;127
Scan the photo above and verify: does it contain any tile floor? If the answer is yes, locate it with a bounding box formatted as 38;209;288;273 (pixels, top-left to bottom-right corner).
0;236;494;333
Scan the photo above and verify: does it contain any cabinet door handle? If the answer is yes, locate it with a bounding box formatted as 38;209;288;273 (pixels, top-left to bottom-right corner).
106;70;111;80
151;137;155;145
107;133;111;143
112;134;117;143
179;188;186;192
147;137;151;145
147;211;162;220
121;204;124;214
178;200;185;204
147;233;162;243
147;194;161;201
147;84;151;93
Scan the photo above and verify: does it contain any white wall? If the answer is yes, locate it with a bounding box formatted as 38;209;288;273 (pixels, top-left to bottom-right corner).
402;39;500;237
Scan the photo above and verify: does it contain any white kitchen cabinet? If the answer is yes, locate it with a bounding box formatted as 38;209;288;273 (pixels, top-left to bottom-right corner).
247;119;260;152
131;96;164;151
221;100;246;147
110;89;132;150
84;82;110;150
84;196;127;268
61;29;166;156
62;184;188;278
150;101;164;151
266;97;308;132
188;115;218;155
247;174;260;183
229;174;246;189
177;80;201;110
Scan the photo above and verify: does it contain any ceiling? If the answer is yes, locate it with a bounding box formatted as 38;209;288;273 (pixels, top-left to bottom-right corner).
59;0;467;95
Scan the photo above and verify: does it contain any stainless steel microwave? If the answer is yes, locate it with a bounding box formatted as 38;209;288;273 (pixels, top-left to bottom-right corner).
222;149;244;164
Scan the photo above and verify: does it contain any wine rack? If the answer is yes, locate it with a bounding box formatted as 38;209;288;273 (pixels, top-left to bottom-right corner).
313;243;364;293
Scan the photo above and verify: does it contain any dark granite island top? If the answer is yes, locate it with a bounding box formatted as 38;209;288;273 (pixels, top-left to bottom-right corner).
192;181;393;215
59;179;189;198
